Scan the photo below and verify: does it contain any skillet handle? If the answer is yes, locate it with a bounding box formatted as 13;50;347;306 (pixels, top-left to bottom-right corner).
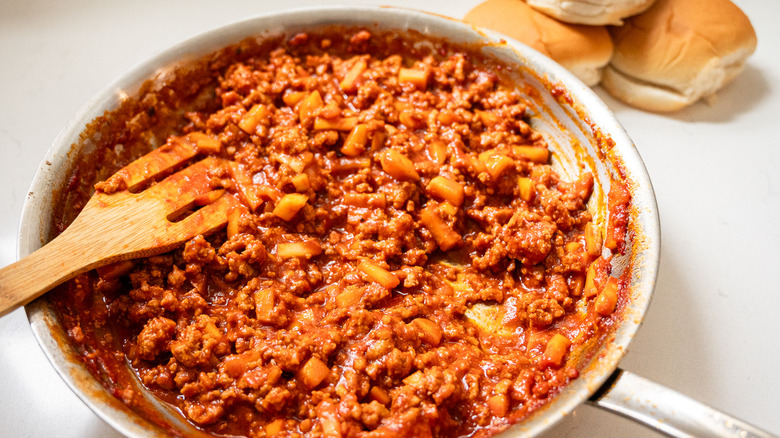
587;368;776;438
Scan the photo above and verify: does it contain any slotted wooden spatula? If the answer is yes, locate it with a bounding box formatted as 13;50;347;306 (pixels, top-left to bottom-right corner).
0;139;241;317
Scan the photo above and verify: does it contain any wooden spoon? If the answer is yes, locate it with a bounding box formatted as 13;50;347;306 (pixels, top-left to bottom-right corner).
0;140;241;317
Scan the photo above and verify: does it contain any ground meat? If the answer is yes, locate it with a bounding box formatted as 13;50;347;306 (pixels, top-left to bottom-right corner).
135;316;176;360
527;298;565;328
169;315;225;368
54;29;629;438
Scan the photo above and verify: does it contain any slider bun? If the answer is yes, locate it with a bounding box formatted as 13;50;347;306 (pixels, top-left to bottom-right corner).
603;0;757;112
526;0;657;26
464;0;613;86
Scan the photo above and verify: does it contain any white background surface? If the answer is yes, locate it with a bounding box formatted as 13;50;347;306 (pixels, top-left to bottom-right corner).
1;0;778;437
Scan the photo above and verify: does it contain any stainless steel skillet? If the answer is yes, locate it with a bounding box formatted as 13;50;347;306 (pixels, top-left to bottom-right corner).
16;6;774;438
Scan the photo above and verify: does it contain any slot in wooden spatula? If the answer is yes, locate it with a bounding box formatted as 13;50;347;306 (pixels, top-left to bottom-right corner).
0;139;241;317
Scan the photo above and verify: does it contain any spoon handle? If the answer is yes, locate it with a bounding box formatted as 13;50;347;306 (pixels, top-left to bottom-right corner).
0;227;99;317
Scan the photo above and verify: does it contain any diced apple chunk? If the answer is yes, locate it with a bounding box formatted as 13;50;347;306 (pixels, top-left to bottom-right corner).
477;110;499;127
254;290;275;324
228;162;263;211
370;129;386;152
265;419;284;436
426;176;464;207
584;222;602;258
513;146;549;163
299;90;323;121
226;206;243;239
483;154;515;180
403;371;423;386
437;109;458;125
316;401;341;438
583;257;609;299
368;386;390;405
341;124;369;156
331;157;371;173
595;277;619;315
399;109;423;130
336;286;364;308
398;67;428;90
221;350;260;378
343;193;386;209
298;357;330;389
276;241;322;259
439;201;457;217
238;104;269;135
605;180;630;252
583;263;599;298
380;149;420;181
321;417;340;438
477;149;502;164
291;174;310;192
411;318;442;346
314;117;358;131
565;241;582;254
273;193;309;221
358;260;400;289
283;91;307;107
419;206;461;251
185;132;222;154
340;59;367;92
276;154;305;173
428;140;448;166
518;177;535;202
487;394;509;417
539;333;571;369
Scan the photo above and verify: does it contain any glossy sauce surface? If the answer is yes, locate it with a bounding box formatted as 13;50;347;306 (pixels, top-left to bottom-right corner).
53;29;630;438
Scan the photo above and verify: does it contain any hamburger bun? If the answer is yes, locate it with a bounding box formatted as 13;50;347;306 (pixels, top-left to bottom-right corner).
526;0;657;26
602;0;757;112
464;0;613;86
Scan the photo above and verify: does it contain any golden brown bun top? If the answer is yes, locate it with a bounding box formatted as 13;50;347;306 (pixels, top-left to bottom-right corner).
526;0;657;26
464;0;613;84
609;0;757;89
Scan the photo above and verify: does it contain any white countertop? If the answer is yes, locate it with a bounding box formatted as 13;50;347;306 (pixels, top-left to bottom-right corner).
1;1;778;437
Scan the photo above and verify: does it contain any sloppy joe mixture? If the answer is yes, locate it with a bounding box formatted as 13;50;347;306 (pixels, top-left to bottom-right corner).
53;30;630;438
